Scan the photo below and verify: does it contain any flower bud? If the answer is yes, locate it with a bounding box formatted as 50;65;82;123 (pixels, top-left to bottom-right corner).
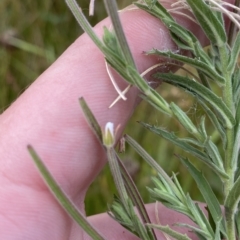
103;122;115;148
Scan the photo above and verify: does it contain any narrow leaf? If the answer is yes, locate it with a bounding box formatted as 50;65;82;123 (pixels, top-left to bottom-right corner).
28;146;105;240
107;148;129;211
149;188;183;209
233;101;240;165
124;134;181;199
233;67;240;105
198;99;226;148
140;90;172;116
103;0;136;68
79;97;102;143
102;27;124;60
204;139;224;170
179;157;223;229
225;174;240;212
140;123;229;179
184;194;210;233
147;49;224;84
186;0;227;46
176;223;211;239
195;203;217;237
117;156;157;240
147;224;191;240
155;73;235;128
66;0;104;50
170;102;199;136
227;31;240;73
134;1;174;23
109;197;134;232
235;211;240;236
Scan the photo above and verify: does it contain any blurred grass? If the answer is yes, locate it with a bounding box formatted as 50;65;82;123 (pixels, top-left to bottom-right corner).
0;0;223;217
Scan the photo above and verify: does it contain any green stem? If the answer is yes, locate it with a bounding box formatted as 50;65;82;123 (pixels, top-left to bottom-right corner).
107;148;129;211
65;0;105;51
226;208;236;240
103;0;136;69
218;45;236;238
218;45;234;187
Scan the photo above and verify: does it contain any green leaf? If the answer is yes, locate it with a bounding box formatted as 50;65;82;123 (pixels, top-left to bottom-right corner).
140;88;172;116
110;197;147;238
105;57;134;85
103;0;136;68
231;100;240;171
198;116;208;141
204;139;224;169
102;27;124;60
170;102;199;136
167;22;197;49
79;97;102;143
225;174;240;212
232;67;240;105
198;99;226;148
66;0;105;51
179;157;224;232
124;134;182;199
147;224;191;240
227;31;240;73
146;49;225;84
235;210;240;236
176;223;211;239
148;187;184;208
186;0;227;46
140;123;229;179
125;65;173;116
134;1;174;23
195;203;217;237
154;73;235;129
107;148;129;211
136;0;216;68
117;157;157;240
28;146;105;240
167;22;212;65
152;175;173;195
149;173;196;219
184;194;212;235
108;197;134;231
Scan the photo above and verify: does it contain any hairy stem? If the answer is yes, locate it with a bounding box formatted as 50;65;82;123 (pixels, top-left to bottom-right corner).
218;44;236;238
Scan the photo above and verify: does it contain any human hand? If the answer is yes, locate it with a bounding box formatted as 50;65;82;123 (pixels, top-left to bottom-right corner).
0;2;232;239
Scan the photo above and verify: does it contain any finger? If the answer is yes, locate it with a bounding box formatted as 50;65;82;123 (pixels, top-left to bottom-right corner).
0;7;179;200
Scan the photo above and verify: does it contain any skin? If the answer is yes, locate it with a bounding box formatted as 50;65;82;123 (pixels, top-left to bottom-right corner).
0;1;235;239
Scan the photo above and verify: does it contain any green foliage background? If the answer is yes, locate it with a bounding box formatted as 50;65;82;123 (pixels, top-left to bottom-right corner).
0;0;221;216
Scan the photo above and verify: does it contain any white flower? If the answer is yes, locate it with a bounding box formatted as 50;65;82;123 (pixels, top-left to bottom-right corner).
103;122;115;148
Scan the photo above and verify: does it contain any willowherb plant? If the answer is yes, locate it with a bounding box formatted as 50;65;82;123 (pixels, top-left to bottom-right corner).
29;0;240;239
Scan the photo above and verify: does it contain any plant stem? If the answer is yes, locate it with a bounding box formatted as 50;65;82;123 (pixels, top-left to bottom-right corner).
218;45;236;238
103;0;136;69
107;148;129;211
65;0;105;51
226;208;236;240
218;45;234;186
